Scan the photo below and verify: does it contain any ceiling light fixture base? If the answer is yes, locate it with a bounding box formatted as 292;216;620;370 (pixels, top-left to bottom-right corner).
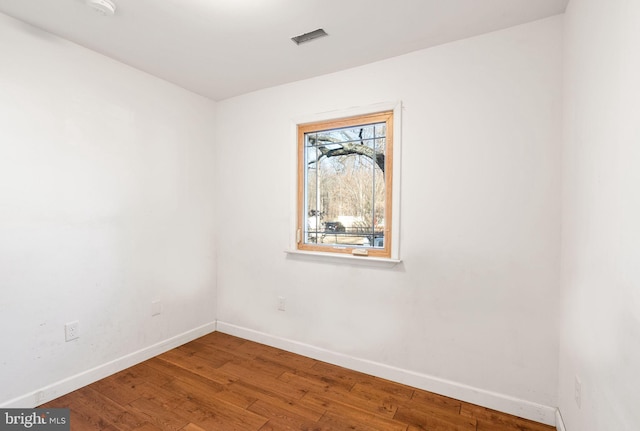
85;0;117;16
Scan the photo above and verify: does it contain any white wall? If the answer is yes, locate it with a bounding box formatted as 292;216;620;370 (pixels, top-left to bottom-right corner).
0;13;217;406
559;0;640;429
216;16;562;422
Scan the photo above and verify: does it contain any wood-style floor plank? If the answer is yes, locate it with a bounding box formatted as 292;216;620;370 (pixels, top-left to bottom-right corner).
460;404;554;431
40;332;554;431
231;380;325;422
248;398;321;430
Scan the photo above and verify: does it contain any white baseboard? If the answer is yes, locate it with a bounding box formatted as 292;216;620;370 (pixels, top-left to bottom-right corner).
216;321;557;426
556;409;566;431
0;322;217;408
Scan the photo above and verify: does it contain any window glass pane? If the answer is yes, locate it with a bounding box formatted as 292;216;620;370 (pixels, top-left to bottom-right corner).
303;121;386;249
374;123;386;138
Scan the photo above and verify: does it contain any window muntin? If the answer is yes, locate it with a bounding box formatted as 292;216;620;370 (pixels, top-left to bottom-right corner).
297;111;393;258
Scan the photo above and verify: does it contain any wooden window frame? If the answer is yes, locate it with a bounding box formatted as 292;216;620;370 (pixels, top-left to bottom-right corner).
296;110;394;259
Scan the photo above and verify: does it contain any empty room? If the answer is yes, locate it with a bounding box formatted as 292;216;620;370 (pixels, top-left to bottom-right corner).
0;0;638;430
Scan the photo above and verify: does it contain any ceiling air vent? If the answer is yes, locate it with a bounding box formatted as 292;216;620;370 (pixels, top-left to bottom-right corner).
291;28;328;45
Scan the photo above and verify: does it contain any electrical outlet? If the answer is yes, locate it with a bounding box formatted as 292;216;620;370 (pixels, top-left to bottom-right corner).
64;321;79;342
574;376;582;408
277;296;286;311
151;300;162;317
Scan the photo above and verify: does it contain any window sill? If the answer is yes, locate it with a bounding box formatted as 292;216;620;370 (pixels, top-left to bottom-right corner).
285;250;401;268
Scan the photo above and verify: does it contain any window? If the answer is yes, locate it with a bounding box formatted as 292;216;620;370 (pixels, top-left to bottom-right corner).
297;110;394;258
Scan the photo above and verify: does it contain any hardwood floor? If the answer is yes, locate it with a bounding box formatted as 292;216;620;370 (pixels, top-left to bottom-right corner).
40;332;554;431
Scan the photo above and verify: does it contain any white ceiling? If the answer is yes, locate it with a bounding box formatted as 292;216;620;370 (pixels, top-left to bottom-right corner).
0;0;568;101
